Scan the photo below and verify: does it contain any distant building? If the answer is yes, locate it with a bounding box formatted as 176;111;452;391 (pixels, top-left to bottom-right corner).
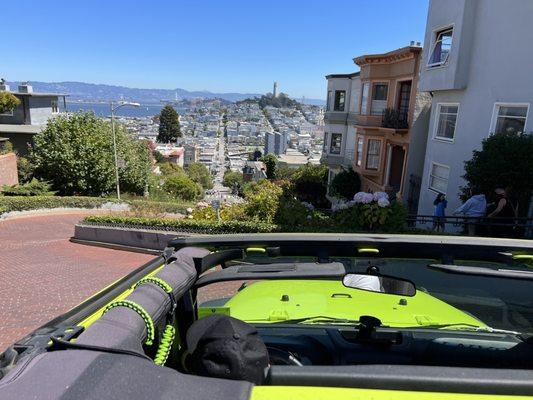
417;0;533;218
155;144;184;167
242;160;267;182
273;82;278;98
278;149;318;168
183;144;200;166
264;131;288;156
0;82;67;155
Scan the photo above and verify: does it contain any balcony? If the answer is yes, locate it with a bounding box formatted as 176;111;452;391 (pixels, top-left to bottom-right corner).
324;111;348;124
354;108;409;132
321;149;355;168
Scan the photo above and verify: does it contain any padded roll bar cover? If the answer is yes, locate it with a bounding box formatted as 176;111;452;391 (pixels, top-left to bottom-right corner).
76;247;209;352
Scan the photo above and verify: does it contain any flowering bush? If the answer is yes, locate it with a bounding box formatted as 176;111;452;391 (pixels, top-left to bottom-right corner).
332;191;406;232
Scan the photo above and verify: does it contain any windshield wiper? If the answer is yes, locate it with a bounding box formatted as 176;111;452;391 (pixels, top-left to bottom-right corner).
270;316;361;325
406;323;520;335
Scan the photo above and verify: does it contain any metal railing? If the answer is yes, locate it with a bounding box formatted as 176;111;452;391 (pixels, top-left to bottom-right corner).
408;215;533;238
382;108;409;129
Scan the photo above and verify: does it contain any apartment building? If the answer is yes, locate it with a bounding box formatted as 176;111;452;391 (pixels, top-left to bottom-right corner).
323;46;431;208
264;131;288;156
417;0;533;217
322;72;360;190
0;82;67;155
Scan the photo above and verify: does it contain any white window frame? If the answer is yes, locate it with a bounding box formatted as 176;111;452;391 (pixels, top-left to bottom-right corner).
489;102;530;136
433;102;460;142
428;161;450;194
427;26;454;68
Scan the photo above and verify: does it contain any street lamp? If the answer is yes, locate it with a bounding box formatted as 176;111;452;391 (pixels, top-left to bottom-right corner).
110;101;140;200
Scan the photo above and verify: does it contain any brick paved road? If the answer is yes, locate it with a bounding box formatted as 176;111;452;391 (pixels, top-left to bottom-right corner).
0;212;153;352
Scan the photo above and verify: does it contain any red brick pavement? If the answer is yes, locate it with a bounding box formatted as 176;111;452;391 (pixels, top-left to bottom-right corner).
0;212;153;352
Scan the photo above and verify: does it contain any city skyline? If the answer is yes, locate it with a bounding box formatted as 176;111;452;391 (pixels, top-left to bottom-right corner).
2;0;429;99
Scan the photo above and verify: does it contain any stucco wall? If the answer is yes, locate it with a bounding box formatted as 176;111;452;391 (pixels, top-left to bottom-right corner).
28;96;56;125
418;0;533;217
0;153;19;188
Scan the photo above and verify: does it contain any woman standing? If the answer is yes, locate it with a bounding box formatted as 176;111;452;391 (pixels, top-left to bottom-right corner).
433;193;447;232
487;188;515;237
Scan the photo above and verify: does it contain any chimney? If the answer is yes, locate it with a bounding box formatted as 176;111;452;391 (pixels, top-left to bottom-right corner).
18;82;33;93
0;78;9;92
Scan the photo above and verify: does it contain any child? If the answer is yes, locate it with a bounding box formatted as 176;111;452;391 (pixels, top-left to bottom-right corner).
433;193;447;232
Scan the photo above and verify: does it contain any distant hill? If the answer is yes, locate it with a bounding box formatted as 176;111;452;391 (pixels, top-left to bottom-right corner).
6;81;325;106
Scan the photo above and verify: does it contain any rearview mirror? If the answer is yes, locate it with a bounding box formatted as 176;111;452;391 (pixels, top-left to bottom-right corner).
342;274;416;297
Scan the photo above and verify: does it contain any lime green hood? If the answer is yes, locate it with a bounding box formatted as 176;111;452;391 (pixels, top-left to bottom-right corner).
205;280;485;328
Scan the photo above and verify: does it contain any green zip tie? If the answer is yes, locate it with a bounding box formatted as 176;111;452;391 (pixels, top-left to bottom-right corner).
134;277;173;294
154;324;175;366
103;300;155;346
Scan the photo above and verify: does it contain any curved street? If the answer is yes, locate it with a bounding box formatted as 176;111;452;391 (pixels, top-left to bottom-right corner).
0;212;152;351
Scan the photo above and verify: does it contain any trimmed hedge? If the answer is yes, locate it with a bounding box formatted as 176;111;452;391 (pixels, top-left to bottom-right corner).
0;196;192;215
83;215;278;234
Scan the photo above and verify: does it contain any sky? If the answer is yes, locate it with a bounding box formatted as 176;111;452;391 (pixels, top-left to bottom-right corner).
3;0;429;99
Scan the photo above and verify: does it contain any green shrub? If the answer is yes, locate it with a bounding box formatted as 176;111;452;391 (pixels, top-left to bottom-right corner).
1;179;55;196
330;169;361;200
291;164;330;208
191;203;246;221
83;215;278;234
17;157;34;183
332;197;407;232
163;175;203;201
243;179;283;223
0;140;13;155
0;196;191;215
186;162;213;189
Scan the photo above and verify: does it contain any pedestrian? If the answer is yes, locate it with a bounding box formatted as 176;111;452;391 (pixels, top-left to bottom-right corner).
433;193;447;232
487;187;515;237
454;188;486;236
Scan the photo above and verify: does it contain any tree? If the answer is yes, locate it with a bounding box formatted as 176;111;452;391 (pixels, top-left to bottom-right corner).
159;162;186;177
163;175;202;201
32;112;150;196
157;105;181;143
330;168;361;200
223;170;244;195
462;132;533;215
260;153;277;180
276;165;296;181
292;163;330;208
0;92;20;114
243;179;283;223
186;162;213;189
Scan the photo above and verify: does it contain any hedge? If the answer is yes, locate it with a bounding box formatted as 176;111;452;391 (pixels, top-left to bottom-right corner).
0;196;192;215
83;215;278;234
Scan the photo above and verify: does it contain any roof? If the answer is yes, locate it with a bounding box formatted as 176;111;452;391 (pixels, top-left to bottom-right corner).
0;124;43;134
354;45;422;66
325;71;360;79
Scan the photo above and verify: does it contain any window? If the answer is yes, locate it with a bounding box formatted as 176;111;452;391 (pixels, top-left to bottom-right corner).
51;100;59;113
356;137;364;167
365;139;381;170
330;133;342;154
429;162;450;193
334;91;346;111
323;132;329;151
428;27;453;67
360;83;370;115
434;103;459;141
491;104;529;135
0;109;14;116
372;84;388;101
371;83;388;116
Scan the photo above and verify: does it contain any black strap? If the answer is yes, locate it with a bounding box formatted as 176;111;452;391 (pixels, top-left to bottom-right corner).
47;336;152;362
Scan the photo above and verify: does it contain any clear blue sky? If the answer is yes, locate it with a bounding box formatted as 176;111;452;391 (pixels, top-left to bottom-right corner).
3;0;429;99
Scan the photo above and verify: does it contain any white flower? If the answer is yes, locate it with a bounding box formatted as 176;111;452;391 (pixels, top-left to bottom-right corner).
373;191;389;201
377;197;390;208
353;192;367;203
362;193;374;204
186;207;193;214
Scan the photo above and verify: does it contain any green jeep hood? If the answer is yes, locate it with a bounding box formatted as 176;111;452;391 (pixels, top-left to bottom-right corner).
204;280;485;328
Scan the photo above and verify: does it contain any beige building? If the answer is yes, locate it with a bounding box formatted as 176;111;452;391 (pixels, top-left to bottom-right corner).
324;45;431;207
